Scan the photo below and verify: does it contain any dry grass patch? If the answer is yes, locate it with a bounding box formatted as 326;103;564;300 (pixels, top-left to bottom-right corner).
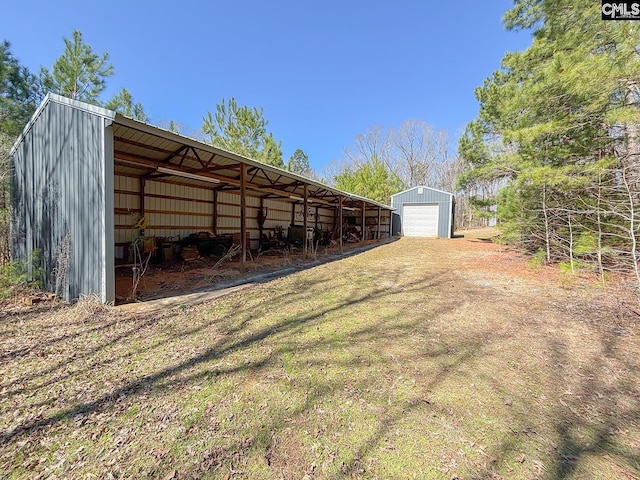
1;229;639;479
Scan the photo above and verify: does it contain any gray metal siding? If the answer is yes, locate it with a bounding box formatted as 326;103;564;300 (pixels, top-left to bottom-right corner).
10;100;109;302
391;187;453;238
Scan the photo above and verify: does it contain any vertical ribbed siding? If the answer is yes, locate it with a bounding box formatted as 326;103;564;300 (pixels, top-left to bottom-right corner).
390;187;453;238
11;100;109;301
112;175;316;251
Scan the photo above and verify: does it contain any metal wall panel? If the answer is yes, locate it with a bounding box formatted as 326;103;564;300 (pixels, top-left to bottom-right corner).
112;179;308;250
114;174;141;244
390;186;453;238
316;207;334;231
10;98;111;301
263;199;291;231
114;175;222;242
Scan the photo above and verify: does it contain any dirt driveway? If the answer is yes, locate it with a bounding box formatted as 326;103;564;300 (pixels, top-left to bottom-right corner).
1;230;639;479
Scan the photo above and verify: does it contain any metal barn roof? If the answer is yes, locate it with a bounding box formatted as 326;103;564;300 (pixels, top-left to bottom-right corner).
111;116;392;211
13;94;392;212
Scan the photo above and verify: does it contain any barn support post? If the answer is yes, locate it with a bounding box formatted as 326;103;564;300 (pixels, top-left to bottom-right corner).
361;201;366;244
315;206;319;230
338;196;343;254
240;163;247;274
258;197;264;246
377;207;381;240
212;188;218;235
139;177;146;218
303;184;308;259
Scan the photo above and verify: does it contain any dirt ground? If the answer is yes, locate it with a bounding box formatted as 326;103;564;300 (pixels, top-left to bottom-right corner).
115;240;384;304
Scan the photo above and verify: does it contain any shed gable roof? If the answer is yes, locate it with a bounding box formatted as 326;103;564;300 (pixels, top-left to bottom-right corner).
391;185;453;199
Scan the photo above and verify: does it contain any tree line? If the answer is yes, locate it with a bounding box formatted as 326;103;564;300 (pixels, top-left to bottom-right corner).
459;0;640;293
1;29;483;265
0;30;318;265
1;27;500;271
322;122;483;229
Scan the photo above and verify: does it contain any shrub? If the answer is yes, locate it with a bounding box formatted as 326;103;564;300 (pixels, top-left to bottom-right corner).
0;249;44;297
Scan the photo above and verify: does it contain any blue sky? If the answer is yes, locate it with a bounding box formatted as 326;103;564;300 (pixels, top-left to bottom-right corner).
1;1;531;173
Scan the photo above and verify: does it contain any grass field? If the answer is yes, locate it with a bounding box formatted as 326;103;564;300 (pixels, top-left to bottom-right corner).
1;230;639;479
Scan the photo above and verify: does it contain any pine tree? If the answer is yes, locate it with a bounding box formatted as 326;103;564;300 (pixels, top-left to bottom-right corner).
202;97;284;168
286;149;311;176
334;157;404;205
459;0;640;287
105;87;148;122
41;30;114;103
0;40;39;137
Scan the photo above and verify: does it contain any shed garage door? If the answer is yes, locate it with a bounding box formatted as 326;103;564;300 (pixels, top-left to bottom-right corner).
402;203;439;237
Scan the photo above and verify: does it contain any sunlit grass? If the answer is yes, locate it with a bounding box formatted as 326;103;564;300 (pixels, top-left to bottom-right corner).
1;233;638;479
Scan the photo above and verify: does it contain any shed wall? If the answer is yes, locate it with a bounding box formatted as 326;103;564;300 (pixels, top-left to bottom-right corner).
112;173;396;249
391;187;453;238
10;100;111;301
113;173;340;250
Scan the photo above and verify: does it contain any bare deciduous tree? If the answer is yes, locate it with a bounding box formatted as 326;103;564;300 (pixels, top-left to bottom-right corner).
389;120;449;187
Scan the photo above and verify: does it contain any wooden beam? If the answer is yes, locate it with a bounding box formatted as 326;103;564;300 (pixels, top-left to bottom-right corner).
139;177;146;218
377;207;381;240
213;188;218;235
240;163;247;274
258;197;264;247
203;163;241;172
303;184;308;259
338;196;343;254
361;201;366;244
115;152;336;205
115;137;189;163
189;146;205;168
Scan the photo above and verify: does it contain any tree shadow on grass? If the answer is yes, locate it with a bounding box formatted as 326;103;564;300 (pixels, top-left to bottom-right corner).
6;243;637;479
477;307;640;479
0;260;491;480
546;334;640;479
0;270;445;446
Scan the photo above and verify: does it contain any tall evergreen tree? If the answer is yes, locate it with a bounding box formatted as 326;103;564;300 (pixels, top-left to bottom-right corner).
0;41;39;137
334;157;404;205
202;97;284;168
0;41;40;264
459;0;640;287
105;87;148;122
40;30;114;103
286;148;311;176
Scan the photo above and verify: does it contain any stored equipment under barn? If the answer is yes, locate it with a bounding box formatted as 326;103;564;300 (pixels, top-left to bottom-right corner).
10;94;393;303
391;186;454;238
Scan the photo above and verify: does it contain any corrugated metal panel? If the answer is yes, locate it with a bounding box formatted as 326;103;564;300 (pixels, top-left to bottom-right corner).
390;186;453;238
114;173;140;244
10;96;111;301
261;199;291;231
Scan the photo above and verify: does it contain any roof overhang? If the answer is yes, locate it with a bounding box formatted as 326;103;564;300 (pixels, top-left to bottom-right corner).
112;114;392;211
12;93;392;211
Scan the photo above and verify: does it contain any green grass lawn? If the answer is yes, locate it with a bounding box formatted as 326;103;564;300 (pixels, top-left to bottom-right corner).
1;234;639;479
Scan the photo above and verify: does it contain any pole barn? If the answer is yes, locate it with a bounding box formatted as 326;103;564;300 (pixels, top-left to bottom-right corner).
10;94;393;303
